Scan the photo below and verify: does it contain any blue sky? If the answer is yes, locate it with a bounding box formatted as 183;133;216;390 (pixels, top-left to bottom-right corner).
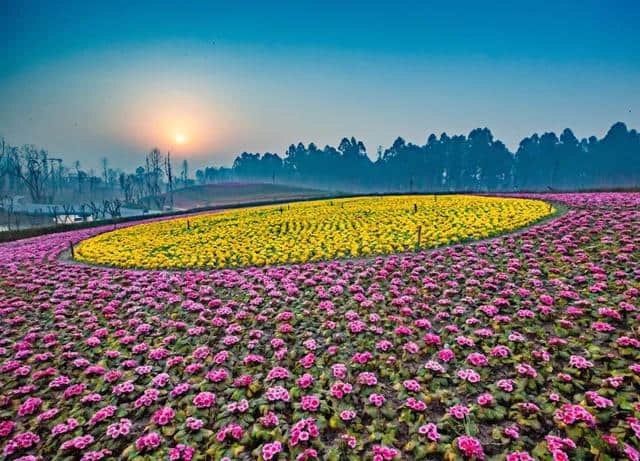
1;0;639;170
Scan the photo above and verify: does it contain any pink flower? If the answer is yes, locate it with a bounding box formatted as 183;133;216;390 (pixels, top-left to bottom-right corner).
290;418;319;446
448;404;470;420
330;381;353;398
624;443;640;461
569;355;594;369
106;419;132;439
438;348;455;361
339;410;356;421
60;434;95;451
297;373;314;389
227;399;249;413
301;395;320;412
216;423;244;442
266;386;290;402
17;397;42;417
341;433;357;449
457;435;485;459
467;352;488;366
169;444;195;461
206;368;229;382
233;374;254;387
372;444;398;460
418;423;440;441
552;450;569;461
516;363;537;378
152;407;175;425
193;392;216;408
476;393;493;406
403;379;421;392
260;411;279;428
369;393;385;407
357;372;377;386
135;432;162;452
406;397;427;412
185;417;204;431
267;366;290;381
490;345;510;357
506;452;534;461
262;441;283;460
555;404;596;427
585;391;613;408
0;420;15;437
88;405;117;425
3;432;40;456
457;368;481;383
504;425;519;439
539;294;554;306
332;363;347;379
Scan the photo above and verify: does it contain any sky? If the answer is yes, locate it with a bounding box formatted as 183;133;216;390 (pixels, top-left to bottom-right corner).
1;0;639;172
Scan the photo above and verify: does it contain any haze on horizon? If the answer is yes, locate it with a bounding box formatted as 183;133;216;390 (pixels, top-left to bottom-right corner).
1;0;639;172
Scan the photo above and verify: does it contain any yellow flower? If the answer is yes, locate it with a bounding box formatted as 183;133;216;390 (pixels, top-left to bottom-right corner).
75;195;554;269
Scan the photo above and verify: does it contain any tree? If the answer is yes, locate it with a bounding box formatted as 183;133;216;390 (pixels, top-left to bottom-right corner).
181;159;188;184
165;152;174;208
101;157;109;185
145;148;163;203
2;121;639;211
6;145;53;202
556;128;582;189
74;161;85;193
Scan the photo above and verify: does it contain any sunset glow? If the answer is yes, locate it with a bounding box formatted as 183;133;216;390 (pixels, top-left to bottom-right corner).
1;1;638;174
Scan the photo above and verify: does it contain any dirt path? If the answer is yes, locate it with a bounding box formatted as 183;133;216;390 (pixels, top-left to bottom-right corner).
56;198;568;273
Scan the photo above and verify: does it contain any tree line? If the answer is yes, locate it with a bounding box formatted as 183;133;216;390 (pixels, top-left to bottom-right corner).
1;122;638;211
205;122;639;192
0;142;192;207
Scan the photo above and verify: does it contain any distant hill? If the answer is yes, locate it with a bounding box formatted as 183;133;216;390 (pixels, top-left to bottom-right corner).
164;183;330;210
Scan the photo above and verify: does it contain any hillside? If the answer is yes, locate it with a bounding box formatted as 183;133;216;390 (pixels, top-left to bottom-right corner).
164;183;330;210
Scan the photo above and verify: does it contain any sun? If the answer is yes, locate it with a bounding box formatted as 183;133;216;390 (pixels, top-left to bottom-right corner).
175;133;187;144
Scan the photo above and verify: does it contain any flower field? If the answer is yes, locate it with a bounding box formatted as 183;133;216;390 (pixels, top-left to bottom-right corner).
74;195;553;269
0;193;639;461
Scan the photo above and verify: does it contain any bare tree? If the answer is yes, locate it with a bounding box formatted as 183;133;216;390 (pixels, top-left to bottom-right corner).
48;157;62;199
14;206;21;230
181;159;188;183
103;199;122;219
107;168;119;190
144;148;163;208
112;198;122;217
62;204;75;223
78;203;88;222
165;151;174;208
121;174;135;204
0;195;15;231
6;145;54;202
47;205;60;225
87;201;101;221
101;157;108;185
88;172;99;200
74;161;84;193
0;137;6;193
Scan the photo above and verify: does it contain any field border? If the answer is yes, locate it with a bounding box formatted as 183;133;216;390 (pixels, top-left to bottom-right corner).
56;195;568;272
0;189;582;244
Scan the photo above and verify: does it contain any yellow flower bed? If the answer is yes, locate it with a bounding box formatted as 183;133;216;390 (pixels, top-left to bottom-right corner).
74;195;554;269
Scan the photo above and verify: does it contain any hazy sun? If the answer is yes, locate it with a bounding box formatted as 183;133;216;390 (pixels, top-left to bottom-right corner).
175;133;187;144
